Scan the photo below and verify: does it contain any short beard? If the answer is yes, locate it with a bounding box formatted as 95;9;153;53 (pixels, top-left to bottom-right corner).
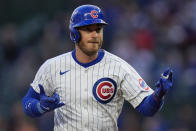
77;42;101;56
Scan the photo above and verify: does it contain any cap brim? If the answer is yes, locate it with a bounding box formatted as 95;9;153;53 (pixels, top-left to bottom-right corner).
73;19;108;28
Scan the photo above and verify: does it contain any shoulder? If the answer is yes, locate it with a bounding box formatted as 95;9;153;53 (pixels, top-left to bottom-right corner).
46;51;72;64
40;51;72;69
103;50;131;67
103;50;138;74
103;50;123;63
49;51;72;62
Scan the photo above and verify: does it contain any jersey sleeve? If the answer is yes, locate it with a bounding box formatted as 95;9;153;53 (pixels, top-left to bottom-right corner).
120;63;154;108
30;59;55;96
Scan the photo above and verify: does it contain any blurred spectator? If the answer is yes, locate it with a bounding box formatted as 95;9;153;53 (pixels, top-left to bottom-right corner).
0;23;20;64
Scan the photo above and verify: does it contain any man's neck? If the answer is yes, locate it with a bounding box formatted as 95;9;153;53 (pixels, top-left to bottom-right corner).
75;46;98;64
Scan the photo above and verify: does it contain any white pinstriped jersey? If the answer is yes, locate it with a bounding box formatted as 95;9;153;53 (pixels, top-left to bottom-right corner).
31;49;154;131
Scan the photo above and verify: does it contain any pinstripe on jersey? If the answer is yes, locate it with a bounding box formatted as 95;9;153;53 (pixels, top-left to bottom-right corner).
31;49;154;131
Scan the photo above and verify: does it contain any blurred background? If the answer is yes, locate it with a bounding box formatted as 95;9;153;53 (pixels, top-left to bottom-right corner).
0;0;196;131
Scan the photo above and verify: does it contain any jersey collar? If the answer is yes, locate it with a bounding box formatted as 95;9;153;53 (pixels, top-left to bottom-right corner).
72;49;104;68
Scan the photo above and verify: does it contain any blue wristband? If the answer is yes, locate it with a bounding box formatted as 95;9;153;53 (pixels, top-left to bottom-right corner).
136;94;164;116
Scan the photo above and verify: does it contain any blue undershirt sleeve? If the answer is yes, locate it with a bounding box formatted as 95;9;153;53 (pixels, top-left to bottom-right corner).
136;93;164;117
22;87;44;117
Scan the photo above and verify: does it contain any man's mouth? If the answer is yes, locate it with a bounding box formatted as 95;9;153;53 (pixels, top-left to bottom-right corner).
88;41;99;44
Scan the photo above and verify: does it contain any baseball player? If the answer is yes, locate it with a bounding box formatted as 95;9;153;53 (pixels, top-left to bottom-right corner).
22;4;173;131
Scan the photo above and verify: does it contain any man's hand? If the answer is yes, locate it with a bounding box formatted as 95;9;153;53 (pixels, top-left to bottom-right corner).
37;84;65;113
154;68;173;99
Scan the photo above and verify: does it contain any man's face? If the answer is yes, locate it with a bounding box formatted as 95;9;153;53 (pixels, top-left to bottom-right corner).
77;24;103;56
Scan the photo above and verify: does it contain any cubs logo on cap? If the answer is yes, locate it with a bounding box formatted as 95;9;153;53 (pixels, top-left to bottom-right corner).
93;77;117;104
91;10;98;18
139;78;149;91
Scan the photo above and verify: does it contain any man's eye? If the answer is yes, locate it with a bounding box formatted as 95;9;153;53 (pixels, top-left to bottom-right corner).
81;27;102;32
96;28;101;32
87;28;92;31
82;28;91;32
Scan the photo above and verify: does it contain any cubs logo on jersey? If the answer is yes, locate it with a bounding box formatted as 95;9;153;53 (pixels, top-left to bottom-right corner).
92;77;117;104
139;78;149;91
